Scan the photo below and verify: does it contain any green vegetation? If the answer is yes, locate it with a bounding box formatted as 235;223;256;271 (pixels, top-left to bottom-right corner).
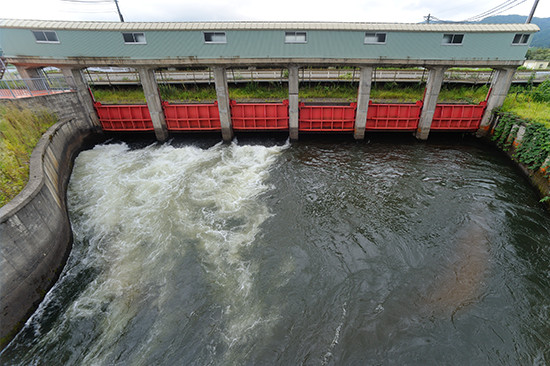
299;83;357;101
159;84;217;102
502;80;550;126
492;110;550;172
0;105;58;207
90;82;491;104
91;86;146;103
526;47;550;62
370;83;423;102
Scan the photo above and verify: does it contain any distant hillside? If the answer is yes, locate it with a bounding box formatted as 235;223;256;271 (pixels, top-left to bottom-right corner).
480;15;550;48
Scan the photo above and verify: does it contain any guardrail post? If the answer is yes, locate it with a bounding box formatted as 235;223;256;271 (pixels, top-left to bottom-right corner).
354;66;373;140
477;67;516;137
416;67;446;140
288;65;299;140
2;79;17;98
61;67;100;128
212;66;234;141
138;68;169;142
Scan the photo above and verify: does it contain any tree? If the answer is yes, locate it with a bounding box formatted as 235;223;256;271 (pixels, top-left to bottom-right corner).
526;47;550;61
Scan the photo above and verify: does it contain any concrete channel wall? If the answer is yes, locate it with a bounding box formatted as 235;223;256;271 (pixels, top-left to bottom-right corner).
485;113;550;211
0;92;101;346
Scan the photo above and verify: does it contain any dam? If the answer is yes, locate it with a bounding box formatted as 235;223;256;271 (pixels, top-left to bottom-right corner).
1;19;550;363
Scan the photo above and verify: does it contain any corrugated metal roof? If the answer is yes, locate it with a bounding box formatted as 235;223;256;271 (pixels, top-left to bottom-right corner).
0;19;540;32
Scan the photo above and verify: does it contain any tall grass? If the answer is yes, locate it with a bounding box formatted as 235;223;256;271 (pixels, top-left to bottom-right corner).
500;82;550;127
0;105;58;207
439;85;489;104
88;82;548;125
370;83;424;102
160;84;217;102
502;93;550;127
90;82;495;104
91;86;146;104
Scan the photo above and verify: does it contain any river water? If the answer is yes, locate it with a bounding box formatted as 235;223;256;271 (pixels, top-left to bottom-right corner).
1;135;550;365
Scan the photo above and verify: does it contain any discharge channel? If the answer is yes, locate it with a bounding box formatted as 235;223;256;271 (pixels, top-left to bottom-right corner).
1;136;550;365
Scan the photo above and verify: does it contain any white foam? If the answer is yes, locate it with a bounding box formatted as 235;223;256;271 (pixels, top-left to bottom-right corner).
55;140;288;364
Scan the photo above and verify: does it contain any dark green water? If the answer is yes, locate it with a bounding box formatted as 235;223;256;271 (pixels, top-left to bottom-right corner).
1;136;550;365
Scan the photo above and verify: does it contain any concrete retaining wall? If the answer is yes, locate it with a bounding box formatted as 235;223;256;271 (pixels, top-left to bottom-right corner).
486;115;550;211
0;92;102;346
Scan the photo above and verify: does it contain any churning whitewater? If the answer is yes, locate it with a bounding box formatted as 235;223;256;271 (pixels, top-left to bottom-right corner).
4;141;289;365
2;138;550;365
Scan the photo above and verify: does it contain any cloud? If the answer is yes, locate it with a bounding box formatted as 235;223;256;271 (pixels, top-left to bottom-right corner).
1;0;549;23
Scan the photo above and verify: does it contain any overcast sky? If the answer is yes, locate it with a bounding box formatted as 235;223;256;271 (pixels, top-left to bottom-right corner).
2;0;549;23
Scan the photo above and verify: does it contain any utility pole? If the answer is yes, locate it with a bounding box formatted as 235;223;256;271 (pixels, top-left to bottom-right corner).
114;0;124;22
525;0;539;24
426;14;431;24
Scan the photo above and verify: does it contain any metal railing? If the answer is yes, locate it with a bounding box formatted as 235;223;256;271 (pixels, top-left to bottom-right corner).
0;57;7;80
78;68;550;86
0;75;74;99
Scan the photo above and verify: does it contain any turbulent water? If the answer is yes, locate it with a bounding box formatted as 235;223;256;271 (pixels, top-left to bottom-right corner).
2;136;550;365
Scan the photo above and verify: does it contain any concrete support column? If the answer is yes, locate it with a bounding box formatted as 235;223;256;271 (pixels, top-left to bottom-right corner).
288;65;299;140
354;66;373;140
212;66;233;142
138;68;169;142
15;65;43;90
416;67;446;140
477;67;516;137
61;67;100;128
15;65;41;80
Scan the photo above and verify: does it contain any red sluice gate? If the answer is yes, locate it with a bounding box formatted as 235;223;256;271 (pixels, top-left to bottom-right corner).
94;102;154;131
366;101;422;131
431;102;487;131
299;103;357;132
231;100;289;130
162;102;221;131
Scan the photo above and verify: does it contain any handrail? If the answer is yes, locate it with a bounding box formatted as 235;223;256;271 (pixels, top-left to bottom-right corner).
0;58;7;80
0;75;74;99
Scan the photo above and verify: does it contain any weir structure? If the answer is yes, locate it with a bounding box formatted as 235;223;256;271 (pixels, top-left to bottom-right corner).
0;19;539;141
0;19;546;348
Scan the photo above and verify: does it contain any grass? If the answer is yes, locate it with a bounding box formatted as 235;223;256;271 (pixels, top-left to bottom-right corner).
90;82;491;104
0;105;58;207
91;86;146;104
502;92;550;127
439;85;489;104
499;82;550;127
88;81;549;124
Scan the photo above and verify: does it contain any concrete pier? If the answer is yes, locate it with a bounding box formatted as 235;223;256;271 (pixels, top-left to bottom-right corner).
15;66;45;90
15;65;41;80
477;68;516;137
61;67;100;128
212;66;234;142
288;66;299;140
354;66;373;140
416;67;446;140
138;68;169;142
